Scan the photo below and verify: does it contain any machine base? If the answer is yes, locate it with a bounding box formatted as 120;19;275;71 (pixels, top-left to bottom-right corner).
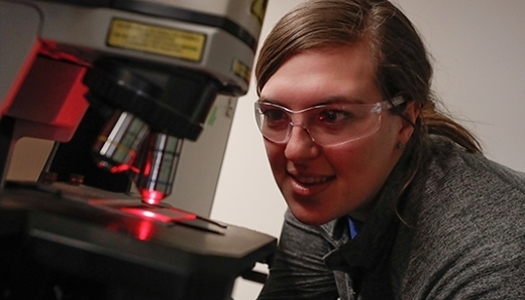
0;182;276;300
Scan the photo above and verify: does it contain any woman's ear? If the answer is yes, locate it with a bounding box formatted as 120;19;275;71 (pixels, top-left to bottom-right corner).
398;100;420;143
405;100;420;124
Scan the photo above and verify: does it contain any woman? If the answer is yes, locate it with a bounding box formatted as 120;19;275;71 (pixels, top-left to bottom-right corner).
253;0;525;299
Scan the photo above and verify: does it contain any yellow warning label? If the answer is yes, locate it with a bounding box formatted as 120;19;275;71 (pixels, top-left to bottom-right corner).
251;0;268;26
107;19;206;62
232;59;251;84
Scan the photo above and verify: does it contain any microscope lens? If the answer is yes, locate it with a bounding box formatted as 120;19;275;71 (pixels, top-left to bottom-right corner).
93;110;150;172
133;132;183;205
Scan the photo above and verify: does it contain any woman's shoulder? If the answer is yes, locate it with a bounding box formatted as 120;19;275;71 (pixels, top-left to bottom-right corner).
410;135;525;240
397;137;525;298
426;135;525;194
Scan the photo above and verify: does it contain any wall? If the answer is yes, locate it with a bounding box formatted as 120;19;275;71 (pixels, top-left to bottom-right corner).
211;1;525;299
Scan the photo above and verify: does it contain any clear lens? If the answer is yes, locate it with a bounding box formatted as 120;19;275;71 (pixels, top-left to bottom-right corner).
254;98;403;146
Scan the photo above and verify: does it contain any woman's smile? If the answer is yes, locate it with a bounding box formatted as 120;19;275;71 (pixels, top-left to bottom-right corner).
286;170;336;196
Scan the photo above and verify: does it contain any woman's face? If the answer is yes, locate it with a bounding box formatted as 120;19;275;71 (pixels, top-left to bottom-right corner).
259;44;414;225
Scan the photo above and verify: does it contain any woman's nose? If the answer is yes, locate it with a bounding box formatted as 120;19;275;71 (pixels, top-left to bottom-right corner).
284;124;321;161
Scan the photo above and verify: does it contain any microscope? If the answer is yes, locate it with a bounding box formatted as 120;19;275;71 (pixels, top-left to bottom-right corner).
0;1;275;299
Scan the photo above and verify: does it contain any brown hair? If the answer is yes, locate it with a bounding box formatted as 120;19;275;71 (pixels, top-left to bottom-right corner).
255;0;481;200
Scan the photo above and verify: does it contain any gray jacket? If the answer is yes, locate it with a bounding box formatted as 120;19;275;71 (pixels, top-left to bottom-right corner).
258;137;525;299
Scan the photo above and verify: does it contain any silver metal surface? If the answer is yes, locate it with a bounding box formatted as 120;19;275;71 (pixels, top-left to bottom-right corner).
93;111;150;172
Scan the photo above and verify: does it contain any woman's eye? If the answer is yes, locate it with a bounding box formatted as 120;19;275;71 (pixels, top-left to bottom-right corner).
318;109;350;124
264;109;287;122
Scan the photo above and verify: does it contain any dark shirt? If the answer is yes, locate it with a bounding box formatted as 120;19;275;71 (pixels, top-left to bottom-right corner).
258;136;525;300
